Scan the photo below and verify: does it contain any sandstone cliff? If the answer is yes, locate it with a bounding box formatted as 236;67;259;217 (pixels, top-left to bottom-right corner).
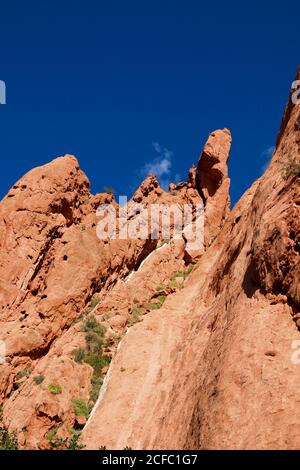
0;69;299;450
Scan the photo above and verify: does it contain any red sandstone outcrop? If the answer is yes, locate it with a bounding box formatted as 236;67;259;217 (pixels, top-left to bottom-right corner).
0;68;299;450
197;128;231;246
82;70;300;450
0;156;170;447
0;130;227;447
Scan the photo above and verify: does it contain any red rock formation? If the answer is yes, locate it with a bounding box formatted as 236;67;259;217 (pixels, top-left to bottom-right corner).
0;68;299;450
0;144;210;447
197;128;231;246
82;70;300;450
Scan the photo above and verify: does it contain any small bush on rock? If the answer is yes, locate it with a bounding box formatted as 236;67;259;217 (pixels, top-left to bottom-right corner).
48;383;62;395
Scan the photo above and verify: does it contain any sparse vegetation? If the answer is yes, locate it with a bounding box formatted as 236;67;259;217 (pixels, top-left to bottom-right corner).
15;367;31;381
90;297;101;310
170;273;178;282
82;314;105;336
170;271;184;282
34;374;44;385
85;297;101;316
169;278;184;290
65;432;85;450
73;347;86;364
155;284;164;292
70;296;101;327
186;264;194;276
157;295;166;304
72;315;110;406
0;407;18;450
73;399;91;419
47;426;59;443
48;383;62;395
48;426;84;450
171;264;194;283
282;156;300;180
90;375;104;404
128;307;141;327
147;302;161;310
146;294;167;311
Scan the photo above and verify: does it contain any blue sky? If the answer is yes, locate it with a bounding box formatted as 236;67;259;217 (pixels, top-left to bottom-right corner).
0;0;299;206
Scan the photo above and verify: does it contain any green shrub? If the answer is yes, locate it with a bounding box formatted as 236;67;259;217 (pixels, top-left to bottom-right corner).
90;297;100;310
84;352;109;371
82;315;105;336
72;347;86;364
0;429;18;450
48;427;84;450
48;383;62;395
128;307;141;327
72;315;110;406
34;374;44;385
82;316;106;355
170;271;184;282
85;331;103;353
282;156;300;180
185;264;194;276
73;399;91;419
155;285;164;292
170;265;194;285
0;408;18;450
90;374;104;404
157;295;166;304
65;432;85;450
47;426;59;443
148;303;161;310
15;368;31;381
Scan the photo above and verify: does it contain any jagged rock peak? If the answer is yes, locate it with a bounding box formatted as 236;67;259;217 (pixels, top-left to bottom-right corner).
131;174;163;202
197;128;232;246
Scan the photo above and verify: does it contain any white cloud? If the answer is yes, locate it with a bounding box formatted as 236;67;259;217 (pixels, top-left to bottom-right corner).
152;141;161;153
143;153;172;178
261;145;275;173
133;143;177;192
261;146;275;159
141;145;173;182
174;172;181;182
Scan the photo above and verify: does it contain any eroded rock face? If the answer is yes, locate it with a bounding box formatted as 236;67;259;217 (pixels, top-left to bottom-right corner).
0;156;189;447
0;130;231;448
82;70;300;450
2;69;298;450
